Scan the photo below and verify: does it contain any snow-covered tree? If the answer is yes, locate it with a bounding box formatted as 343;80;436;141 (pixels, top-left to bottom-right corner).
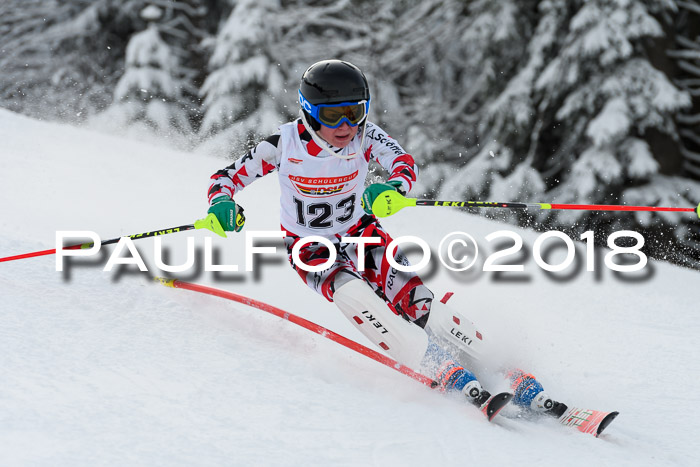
198;0;380;156
0;0;226;125
670;0;700;180
1;0;698;266
439;1;691;228
664;0;700;267
538;1;688;213
401;0;544;214
374;0;484;164
198;0;288;154
141;0;224;131
90;1;229;147
92;15;193;146
532;0;696;269
0;0;125;121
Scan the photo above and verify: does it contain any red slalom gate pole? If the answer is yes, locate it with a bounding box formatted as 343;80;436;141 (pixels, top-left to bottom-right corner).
154;277;439;389
0;245;82;263
0;226;198;263
0;213;228;264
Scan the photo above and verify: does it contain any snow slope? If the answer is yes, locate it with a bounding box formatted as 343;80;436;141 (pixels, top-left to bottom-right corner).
1;108;698;466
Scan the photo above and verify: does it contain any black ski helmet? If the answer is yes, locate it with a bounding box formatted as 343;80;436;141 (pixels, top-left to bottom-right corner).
299;59;370;130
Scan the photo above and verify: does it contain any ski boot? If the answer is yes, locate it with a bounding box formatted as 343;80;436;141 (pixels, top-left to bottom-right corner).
463;380;513;421
508;369;619;436
434;361;512;421
508;369;567;418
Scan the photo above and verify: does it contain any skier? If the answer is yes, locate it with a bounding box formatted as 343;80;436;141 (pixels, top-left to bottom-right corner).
205;59;561;417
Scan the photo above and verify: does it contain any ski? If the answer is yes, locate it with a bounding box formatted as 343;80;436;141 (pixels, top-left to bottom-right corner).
557;406;619;437
506;370;618;437
482;392;514;422
503;404;619;437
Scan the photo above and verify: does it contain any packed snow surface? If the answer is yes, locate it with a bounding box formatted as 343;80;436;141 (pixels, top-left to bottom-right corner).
1;109;698;466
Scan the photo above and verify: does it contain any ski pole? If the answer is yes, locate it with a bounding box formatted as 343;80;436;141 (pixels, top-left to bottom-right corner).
371;190;700;219
154;277;439;389
0;213;228;263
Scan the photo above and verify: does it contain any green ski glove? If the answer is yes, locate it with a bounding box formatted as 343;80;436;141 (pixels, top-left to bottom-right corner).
207;196;246;232
361;180;405;215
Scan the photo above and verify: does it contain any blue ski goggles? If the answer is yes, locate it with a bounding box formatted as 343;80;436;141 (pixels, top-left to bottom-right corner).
299;90;370;128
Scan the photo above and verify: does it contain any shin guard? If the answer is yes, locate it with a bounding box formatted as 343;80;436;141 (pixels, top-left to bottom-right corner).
333;279;429;369
424;299;485;368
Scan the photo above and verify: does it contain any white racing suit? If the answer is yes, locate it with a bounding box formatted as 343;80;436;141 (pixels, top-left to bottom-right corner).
207;119;432;319
208;119;488;395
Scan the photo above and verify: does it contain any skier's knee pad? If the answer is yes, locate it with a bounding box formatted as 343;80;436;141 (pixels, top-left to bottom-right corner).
333;279;429;369
424;300;485;367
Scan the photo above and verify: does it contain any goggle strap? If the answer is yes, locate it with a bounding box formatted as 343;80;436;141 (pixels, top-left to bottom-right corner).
298;109;367;160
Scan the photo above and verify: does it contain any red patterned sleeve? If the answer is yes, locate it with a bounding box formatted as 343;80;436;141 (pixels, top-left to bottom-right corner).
364;122;418;194
207;134;282;204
